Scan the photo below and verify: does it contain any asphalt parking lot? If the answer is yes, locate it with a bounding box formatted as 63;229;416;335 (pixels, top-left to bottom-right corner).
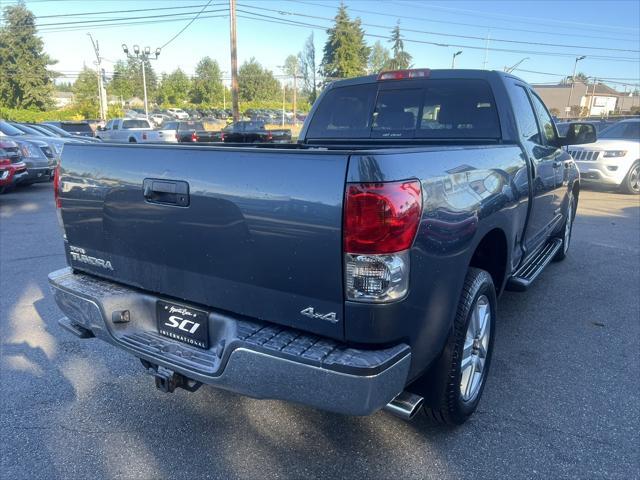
1;183;638;480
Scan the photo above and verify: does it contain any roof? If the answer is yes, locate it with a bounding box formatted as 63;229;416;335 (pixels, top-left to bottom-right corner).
533;82;623;97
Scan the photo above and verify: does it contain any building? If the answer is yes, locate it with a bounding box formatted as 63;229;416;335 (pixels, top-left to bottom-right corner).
53;91;74;108
533;82;626;118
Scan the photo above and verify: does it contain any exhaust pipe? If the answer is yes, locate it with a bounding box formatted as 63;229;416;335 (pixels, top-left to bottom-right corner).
384;391;424;420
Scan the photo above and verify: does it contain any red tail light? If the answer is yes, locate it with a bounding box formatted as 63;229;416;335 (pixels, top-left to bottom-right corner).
191;132;198;142
220;133;225;142
175;133;179;140
267;131;273;141
0;158;10;167
142;132;148;140
344;180;422;254
53;165;61;208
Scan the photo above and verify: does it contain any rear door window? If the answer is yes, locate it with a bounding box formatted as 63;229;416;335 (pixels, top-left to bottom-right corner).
122;119;150;129
306;80;500;140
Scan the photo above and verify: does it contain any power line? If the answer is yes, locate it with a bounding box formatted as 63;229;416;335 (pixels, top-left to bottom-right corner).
238;3;640;54
158;0;214;51
285;0;640;44
234;8;640;63
35;3;210;19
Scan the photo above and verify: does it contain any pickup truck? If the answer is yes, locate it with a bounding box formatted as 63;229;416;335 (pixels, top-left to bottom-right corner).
49;69;596;425
222;121;292;143
163;121;223;143
96;118;172;143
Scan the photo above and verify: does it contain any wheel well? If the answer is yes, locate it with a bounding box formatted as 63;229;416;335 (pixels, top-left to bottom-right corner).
572;181;580;202
469;229;508;292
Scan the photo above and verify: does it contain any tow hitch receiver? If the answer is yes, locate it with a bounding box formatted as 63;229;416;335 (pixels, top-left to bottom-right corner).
141;360;202;393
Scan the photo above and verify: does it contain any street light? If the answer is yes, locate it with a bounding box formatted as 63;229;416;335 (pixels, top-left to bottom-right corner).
122;43;161;119
566;55;586;119
504;57;529;74
451;50;463;69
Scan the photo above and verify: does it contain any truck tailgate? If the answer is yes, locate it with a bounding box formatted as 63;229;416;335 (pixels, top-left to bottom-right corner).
59;144;348;339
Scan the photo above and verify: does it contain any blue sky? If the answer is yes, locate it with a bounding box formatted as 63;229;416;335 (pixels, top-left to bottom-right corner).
4;0;640;90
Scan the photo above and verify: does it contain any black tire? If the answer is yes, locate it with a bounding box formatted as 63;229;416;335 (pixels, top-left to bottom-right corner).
620;161;640;195
420;268;497;425
554;190;577;262
129;137;137;143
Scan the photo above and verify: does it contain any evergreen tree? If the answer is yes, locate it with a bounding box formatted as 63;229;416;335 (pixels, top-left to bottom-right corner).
238;58;280;102
107;58;157;102
320;4;370;82
156;69;191;105
0;4;56;110
190;57;224;104
386;22;412;70
72;67;100;118
368;41;390;74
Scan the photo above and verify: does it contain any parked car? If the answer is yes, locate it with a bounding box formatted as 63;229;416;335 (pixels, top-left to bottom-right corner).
34;123;102;143
166;108;189;120
8;122;75;162
43;121;95;138
150;113;173;127
164;121;223;143
0;139;27;194
556;120;612;136
568;118;639;194
0;121;58;174
50;69;595;425
96;118;171;143
222;121;292;143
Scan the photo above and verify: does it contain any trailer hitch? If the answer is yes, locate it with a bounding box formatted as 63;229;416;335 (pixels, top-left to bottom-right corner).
141;360;202;393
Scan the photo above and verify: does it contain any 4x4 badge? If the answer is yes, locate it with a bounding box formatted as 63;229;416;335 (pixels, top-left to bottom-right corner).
300;307;339;323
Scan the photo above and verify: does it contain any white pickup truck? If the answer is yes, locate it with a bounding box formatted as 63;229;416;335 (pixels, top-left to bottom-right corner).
96;118;175;143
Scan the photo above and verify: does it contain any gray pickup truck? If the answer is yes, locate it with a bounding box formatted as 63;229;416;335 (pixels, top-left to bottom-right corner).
49;69;596;425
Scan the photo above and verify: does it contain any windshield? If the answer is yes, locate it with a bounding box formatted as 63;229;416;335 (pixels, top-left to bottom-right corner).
0;121;26;136
27;125;56;137
12;124;44;136
59;122;93;133
42;124;72;137
306;79;500;140
122;119;151;129
598;121;640;140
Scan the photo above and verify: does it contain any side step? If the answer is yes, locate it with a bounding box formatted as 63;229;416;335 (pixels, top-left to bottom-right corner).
58;316;95;338
506;238;562;292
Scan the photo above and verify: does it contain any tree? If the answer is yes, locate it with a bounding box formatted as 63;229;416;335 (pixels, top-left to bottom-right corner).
72;67;100;118
298;33;317;103
190;57;224;105
156;69;191;105
0;4;56;110
368;41;390;74
237;58;280;102
565;72;588;84
386;22;412;70
320;4;370;82
107;58;157;102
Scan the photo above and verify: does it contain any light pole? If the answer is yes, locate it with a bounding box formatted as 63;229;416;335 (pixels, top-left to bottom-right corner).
122;44;160;118
451;50;463;69
87;33;107;121
566;55;586;119
504;57;529;74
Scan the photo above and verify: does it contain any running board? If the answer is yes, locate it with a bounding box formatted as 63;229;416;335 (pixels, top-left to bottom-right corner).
506;238;562;292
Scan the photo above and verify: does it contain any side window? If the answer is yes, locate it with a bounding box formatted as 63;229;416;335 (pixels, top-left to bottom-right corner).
530;93;558;145
112;121;119;131
511;86;541;144
105;120;113;130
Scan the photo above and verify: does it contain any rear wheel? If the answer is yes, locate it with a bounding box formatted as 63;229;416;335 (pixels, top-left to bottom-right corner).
620;162;639;195
420;268;496;425
129;137;137;143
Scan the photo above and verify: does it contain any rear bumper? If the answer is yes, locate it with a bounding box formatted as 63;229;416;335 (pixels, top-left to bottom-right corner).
48;268;411;415
19;167;52;184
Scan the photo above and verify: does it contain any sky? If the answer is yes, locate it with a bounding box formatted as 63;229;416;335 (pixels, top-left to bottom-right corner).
1;0;639;91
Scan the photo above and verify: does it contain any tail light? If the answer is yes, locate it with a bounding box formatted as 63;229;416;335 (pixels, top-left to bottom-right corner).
142;132;148;140
378;69;431;81
175;133;179;141
53;165;66;238
0;158;10;167
344;180;422;303
220;133;225;142
267;131;273;141
191;132;198;142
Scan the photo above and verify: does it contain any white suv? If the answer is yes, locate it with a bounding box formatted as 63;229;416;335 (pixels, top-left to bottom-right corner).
569;119;639;194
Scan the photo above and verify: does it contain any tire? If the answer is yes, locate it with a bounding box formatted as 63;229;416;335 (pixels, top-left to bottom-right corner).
553;190;577;261
620;161;640;195
0;186;6;195
129;137;137;143
421;268;497;425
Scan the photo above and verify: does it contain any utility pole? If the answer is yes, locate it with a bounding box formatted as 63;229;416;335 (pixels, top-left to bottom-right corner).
482;31;490;70
229;0;240;122
566;55;586;119
281;83;286;127
88;33;107;121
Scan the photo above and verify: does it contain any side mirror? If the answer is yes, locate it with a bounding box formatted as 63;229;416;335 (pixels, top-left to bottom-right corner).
558;122;597;146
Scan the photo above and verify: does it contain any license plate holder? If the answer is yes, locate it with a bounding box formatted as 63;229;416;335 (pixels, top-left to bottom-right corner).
156;300;209;349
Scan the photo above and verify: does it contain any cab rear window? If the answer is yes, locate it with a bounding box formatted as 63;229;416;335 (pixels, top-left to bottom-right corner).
307;79;500;140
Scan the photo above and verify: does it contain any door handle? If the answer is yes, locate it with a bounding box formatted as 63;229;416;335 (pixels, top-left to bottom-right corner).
143;179;189;207
552;160;563;168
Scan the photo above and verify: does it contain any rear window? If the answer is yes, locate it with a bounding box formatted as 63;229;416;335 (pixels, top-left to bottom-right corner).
122;119;151;129
306;79;500;140
60;122;93;133
178;122;204;131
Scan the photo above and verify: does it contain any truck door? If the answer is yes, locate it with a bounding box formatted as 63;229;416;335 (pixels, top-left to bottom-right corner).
509;84;559;253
